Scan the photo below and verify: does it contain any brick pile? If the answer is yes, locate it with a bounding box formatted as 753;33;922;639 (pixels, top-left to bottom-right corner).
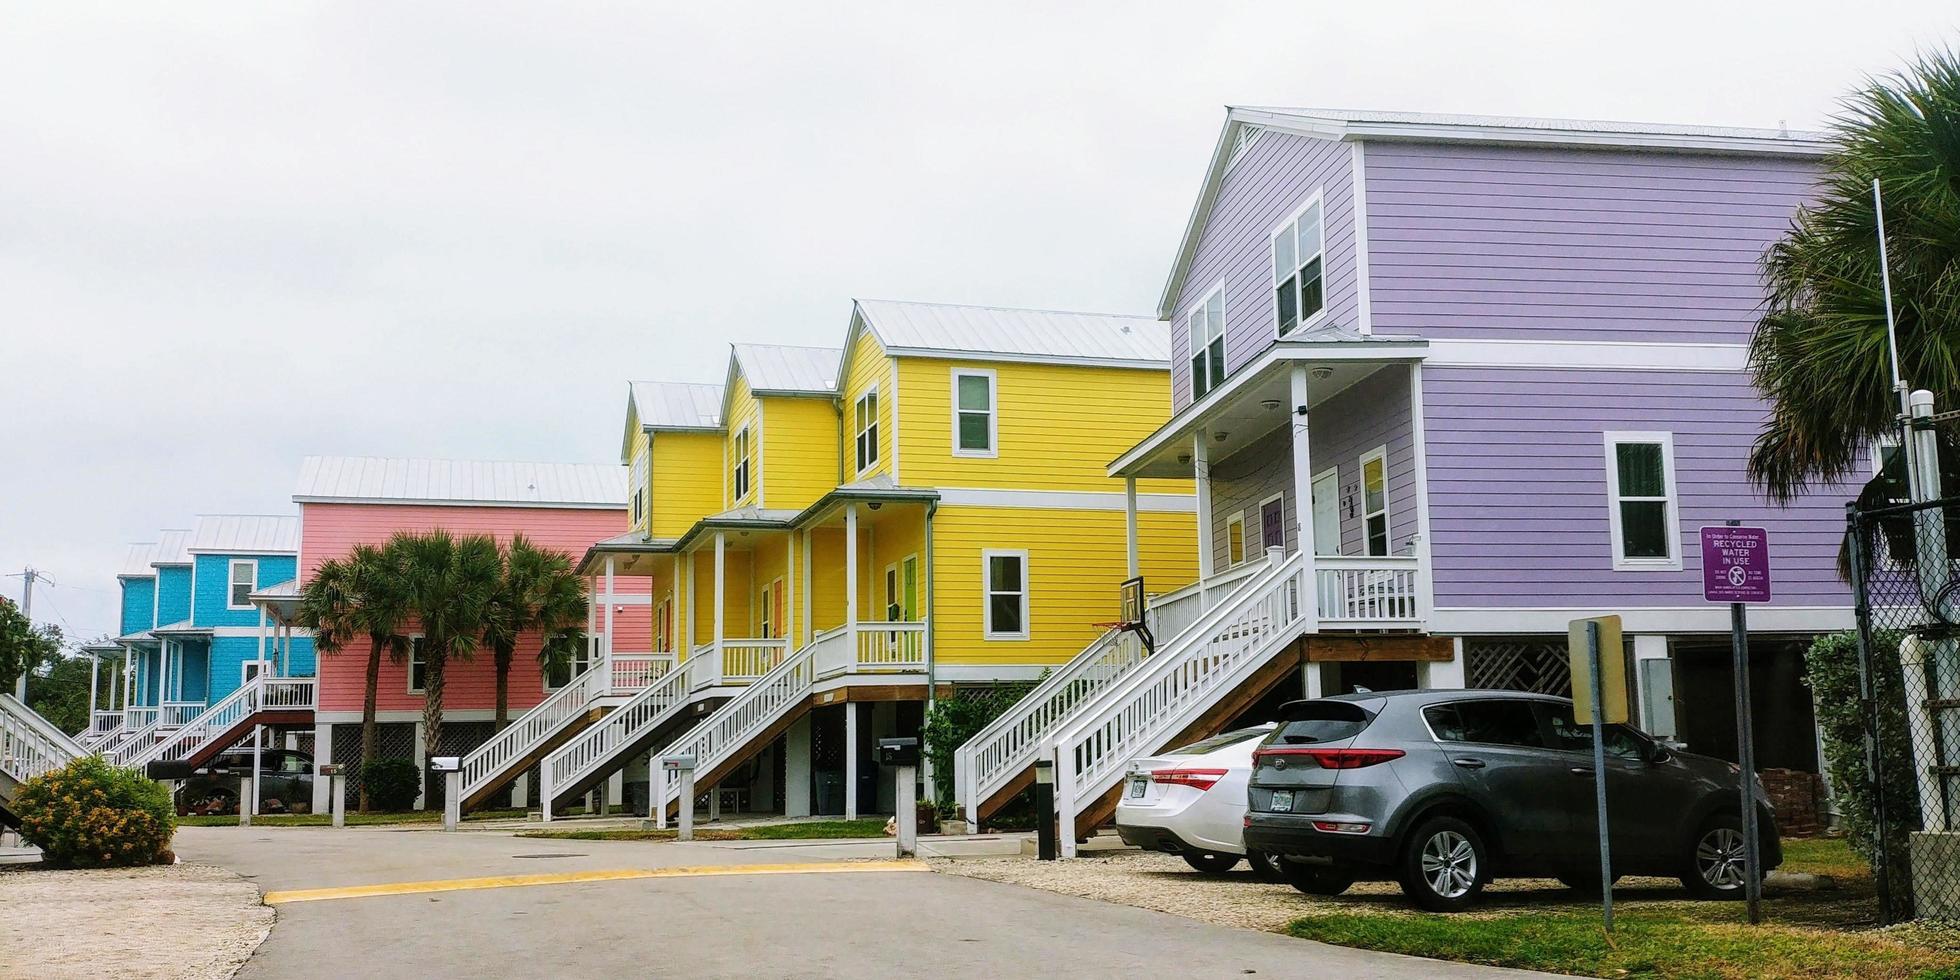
1760;767;1827;838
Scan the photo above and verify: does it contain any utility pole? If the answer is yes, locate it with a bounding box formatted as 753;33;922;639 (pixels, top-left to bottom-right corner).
10;567;47;700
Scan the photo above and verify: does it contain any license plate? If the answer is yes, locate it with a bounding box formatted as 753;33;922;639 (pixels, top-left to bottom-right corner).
1127;776;1149;799
1269;789;1294;813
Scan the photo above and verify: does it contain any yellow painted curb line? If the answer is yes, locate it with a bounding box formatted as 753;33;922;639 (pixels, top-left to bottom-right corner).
262;859;929;905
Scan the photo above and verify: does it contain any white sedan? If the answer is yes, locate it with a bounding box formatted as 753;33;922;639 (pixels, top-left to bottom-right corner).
1114;724;1279;876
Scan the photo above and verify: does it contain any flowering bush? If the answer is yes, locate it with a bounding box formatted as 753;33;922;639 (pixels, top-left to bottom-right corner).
14;755;175;867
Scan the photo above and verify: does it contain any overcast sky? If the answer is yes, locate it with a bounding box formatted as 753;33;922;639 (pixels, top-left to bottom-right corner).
3;2;1955;646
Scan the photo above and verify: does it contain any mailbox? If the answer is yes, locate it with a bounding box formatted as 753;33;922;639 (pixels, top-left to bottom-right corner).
429;756;462;773
318;763;342;777
876;738;920;767
661;755;698;773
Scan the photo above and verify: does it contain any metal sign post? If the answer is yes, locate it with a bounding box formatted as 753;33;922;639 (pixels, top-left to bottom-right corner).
1569;615;1625;933
1701;522;1772;925
1587;621;1613;932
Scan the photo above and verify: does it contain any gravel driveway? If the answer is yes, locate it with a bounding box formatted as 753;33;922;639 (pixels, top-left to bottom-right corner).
0;861;272;980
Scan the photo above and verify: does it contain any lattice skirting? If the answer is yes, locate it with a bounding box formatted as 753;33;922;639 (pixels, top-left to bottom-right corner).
1464;637;1573;697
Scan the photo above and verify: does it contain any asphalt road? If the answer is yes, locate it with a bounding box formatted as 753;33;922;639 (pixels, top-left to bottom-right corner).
175;826;1540;979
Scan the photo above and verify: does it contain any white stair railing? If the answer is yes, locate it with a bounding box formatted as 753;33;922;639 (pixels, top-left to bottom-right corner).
537;663;694;818
656;643;817;814
1314;556;1422;625
121;676;317;771
457;667;608;806
103;718;164;767
1051;551;1309;856
1;693;83;786
953;551;1279;826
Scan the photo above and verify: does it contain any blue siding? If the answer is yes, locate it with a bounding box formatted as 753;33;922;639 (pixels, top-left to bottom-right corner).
155;566;192;626
192;553;296;626
178;642;209;703
285;635;317;678
206;635;265;700
119;577;156;635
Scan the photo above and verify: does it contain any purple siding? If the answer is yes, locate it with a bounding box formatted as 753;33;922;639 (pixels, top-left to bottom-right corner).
1171;130;1358;411
1423;365;1852;607
1207;366;1415;566
1366;143;1816;343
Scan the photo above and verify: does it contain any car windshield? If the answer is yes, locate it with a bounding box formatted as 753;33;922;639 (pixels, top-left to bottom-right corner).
1272;701;1371;744
1169;726;1272;755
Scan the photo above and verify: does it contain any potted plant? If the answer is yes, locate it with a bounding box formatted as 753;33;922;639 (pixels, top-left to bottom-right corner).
936;799;968;836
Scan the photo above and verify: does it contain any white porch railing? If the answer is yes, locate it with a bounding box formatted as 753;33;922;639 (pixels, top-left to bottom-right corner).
120;676;318;771
953;553;1280;825
656;643;817;816
160;701;204;728
458;666;608;806
90;710;122;737
686;639;788;690
122;706;160;731
609;653;674;692
539;662;694;818
1315;555;1422;626
1;693;83;787
1051;552;1309;856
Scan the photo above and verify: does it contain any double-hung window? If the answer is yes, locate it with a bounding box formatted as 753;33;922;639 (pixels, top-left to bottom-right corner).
1604;431;1682;570
1225;512;1247;566
1187;287;1225;399
731;426;752;502
952;369;997;456
854;389;879;473
228;560;256;609
1360;448;1390;556
1272;194;1325;336
983;550;1029;640
407;637;427;693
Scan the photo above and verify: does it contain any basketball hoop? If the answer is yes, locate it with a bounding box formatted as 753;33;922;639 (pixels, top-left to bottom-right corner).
1111;577;1155;654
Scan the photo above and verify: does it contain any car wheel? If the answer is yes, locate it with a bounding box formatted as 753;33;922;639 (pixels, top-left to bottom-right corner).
1246;850;1283;882
1181;852;1241;874
1280;859;1356;896
1681;814;1750;900
1398;816;1488;912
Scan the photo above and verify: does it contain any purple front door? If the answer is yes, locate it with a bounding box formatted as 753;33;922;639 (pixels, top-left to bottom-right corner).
1261;497;1285;551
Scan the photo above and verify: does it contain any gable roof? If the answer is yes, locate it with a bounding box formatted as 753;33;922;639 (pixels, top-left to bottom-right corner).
188;515;299;556
730;344;842;394
151;530;194;567
294;455;626;509
850;299;1168;369
1157;105;1832;317
118;543;160;579
622;380;724;461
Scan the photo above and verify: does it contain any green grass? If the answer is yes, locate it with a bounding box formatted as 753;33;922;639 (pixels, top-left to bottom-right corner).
177;808;527;827
1782;837;1872;879
515;818;890;843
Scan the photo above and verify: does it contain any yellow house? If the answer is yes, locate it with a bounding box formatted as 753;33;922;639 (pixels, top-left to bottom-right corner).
501;303;1195;823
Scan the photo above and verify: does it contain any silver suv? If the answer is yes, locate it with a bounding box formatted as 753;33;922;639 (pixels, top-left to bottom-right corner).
1242;689;1779;911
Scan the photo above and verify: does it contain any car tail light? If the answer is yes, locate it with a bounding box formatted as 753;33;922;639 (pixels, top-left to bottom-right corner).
1149;767;1228;791
1253;747;1404;769
1313;820;1371;834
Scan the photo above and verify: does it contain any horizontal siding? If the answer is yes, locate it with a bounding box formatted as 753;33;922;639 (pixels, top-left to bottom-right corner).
898;357;1186;494
1423;365;1852;606
724;375;759;510
1366;143;1817;343
119;578;155;635
650;431;724;539
763;395;840;512
840;328;894;482
192;554;296;627
156;566;192;626
1172;129;1358;411
300;502;646;713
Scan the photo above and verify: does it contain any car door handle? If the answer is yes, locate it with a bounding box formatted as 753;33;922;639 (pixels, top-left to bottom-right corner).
1451;758;1486;770
1570;767;1594;776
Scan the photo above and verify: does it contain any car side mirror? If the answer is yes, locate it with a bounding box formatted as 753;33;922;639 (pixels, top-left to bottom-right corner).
1647;743;1672;766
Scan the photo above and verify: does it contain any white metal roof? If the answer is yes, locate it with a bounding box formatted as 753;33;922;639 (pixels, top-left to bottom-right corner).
151;530;194;567
731;344;842;394
853;299;1169;367
294;456;627;509
118;543;160;578
1237;107;1831;151
628;381;725;430
189;515;298;555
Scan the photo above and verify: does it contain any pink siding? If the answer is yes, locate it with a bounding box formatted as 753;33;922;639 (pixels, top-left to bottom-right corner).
300;502;649;714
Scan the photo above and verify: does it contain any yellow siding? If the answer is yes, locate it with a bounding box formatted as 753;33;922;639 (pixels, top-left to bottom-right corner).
646;560;677;654
929;505;1198;668
649;432;723;540
895;357;1185;495
807;527;850;635
761;395;839;511
839;328;894;482
748;531;795;638
865;509;926;621
627;430;652;536
723;374;759;510
685;544;754;645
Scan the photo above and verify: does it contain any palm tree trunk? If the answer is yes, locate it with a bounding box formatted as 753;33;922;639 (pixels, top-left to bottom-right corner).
422;642;447;809
361;634;384;813
494;645;513;730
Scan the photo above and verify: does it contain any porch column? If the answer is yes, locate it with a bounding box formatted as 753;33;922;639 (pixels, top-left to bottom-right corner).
88;650;99;719
258;610;268;672
784;533;797;647
713;532;726;655
1418;637;1467;690
673;555;688;656
683;552;696;652
604;556;617;688
800;531;813;647
1124;477;1140;580
845;505;859;657
1289;365;1321;634
311;722;333;814
844;701;859;821
1193;433;1215;584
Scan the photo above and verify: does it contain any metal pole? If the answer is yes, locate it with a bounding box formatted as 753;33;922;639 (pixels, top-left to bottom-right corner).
1730;550;1764;925
895;763;918;858
1587;620;1613;932
1034;758;1057;861
14;567;38;700
1874;179;1912;425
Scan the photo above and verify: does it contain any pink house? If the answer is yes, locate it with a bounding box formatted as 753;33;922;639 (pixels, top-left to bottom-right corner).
294;456;649;810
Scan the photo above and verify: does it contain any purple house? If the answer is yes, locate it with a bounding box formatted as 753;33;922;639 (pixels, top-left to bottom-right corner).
1104;108;1847;777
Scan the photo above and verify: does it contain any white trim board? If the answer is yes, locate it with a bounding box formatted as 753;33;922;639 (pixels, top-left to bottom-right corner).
1431;605;1853;635
1425;339;1749;372
936;487;1197;513
1349;141;1372;336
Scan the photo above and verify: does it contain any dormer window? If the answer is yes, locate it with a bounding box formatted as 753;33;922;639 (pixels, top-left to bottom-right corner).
228;560;256;609
1272;194;1325;336
1187;286;1225;399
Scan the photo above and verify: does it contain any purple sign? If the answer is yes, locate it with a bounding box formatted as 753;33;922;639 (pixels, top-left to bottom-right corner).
1701;526;1772;603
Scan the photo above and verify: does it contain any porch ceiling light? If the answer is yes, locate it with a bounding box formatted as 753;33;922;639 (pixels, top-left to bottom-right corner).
1177;454;1190;464
1310;366;1334;381
868;501;883;510
1260;398;1283;411
1213;430;1229;442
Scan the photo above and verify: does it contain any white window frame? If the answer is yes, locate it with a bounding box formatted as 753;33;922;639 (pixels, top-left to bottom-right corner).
731;424;752;503
1270;190;1327;339
1359;447;1391;557
950;367;999;458
1603;431;1683;571
1186;282;1226;400
406;635;428;694
654;597;671;654
853;387;880;475
240;659;270;685
982;549;1030;641
1257;493;1286;551
1225;511;1247;566
227;559;257;610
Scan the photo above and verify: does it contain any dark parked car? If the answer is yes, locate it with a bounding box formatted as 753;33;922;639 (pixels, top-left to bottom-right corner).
174;749;314;816
1243;690;1779;911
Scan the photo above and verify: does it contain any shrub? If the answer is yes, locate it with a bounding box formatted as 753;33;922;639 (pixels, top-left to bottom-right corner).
14;755;175;868
921;678;1041;808
362;758;422;811
1805;629;1915;917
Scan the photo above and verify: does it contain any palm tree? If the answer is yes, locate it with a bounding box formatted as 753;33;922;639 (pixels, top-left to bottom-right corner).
394;530;502;796
483;535;590;728
296;542;412;812
1748;50;1960;501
